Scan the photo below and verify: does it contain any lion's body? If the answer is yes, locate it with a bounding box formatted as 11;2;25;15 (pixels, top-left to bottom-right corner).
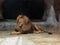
10;15;52;35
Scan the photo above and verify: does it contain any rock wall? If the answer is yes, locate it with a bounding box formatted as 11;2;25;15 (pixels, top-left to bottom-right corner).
0;0;59;21
54;0;60;21
3;0;45;19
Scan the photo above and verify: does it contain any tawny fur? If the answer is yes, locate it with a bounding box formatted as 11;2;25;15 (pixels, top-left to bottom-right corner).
10;15;52;35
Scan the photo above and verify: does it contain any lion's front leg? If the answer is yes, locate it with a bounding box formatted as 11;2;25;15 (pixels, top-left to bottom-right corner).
10;27;22;35
10;30;21;35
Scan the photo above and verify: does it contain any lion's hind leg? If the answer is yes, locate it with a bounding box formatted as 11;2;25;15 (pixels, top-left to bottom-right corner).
33;24;52;34
33;24;45;33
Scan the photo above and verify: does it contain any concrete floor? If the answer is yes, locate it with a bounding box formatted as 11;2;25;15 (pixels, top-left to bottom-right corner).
0;31;60;45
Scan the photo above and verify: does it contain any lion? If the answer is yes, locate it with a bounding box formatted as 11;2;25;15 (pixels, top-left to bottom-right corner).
10;15;52;35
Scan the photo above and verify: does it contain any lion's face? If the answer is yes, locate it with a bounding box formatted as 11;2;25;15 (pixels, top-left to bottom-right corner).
15;15;32;33
17;16;25;28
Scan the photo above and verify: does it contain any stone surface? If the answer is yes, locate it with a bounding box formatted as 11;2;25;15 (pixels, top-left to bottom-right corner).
0;19;16;30
45;5;58;26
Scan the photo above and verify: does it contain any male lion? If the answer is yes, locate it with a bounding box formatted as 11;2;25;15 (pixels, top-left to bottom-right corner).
10;15;52;35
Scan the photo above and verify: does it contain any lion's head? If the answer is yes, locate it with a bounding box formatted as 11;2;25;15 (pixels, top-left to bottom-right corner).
15;15;33;34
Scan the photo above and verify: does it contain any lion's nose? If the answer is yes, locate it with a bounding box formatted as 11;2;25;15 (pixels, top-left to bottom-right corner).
19;23;23;28
19;26;22;28
19;24;23;28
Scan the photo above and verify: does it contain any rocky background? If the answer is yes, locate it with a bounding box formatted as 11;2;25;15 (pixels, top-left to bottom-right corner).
0;0;60;32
